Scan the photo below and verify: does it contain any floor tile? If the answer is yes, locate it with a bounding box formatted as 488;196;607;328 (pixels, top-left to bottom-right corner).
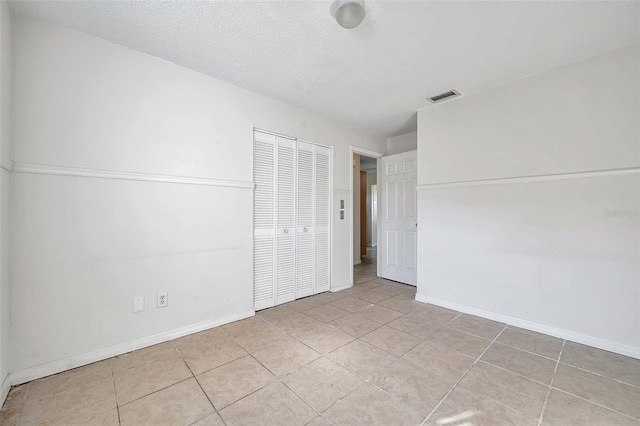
221;316;269;337
0;406;22;426
360;326;423;357
257;305;297;322
219;382;316;426
560;341;640;387
359;305;403;324
459;362;548;418
305;305;349;323
430;385;537;426
296;324;355;354
386;314;443;339
376;294;421;314
17;407;120;426
481;342;556;384
17;378;117;425
448;314;505;340
26;359;113;401
312;291;349;304
329;295;372;313
352;280;382;291
498;327;563;360
112;342;180;373
190;413;226;426
197;355;276;409
3;384;28;409
357;289;394;304
407;304;460;324
337;285;368;296
553;363;640;419
542;388;638;426
262;311;324;337
231;322;289;353
403;341;475;382
427;327;492;358
282;357;363;412
306;415;333;426
370;359;454;415
286;297;327;312
174;329;247;375
329;312;382;338
119;378;214;426
252;338;321;377
114;356;192;405
323;383;425;426
327;339;397;379
305;304;350;323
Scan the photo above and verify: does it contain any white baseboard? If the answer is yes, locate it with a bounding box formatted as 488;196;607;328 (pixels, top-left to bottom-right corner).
415;294;640;360
0;374;10;408
8;310;255;386
331;283;352;293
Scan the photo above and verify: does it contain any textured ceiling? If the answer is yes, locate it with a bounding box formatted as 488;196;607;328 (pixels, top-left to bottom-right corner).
9;0;640;137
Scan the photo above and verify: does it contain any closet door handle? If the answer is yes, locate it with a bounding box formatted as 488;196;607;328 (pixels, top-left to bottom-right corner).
284;228;289;234
303;227;308;232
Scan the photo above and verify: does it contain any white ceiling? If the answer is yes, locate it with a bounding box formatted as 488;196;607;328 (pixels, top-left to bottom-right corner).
9;1;640;137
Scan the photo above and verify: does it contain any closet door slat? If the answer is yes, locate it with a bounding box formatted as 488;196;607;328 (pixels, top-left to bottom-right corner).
296;141;315;298
314;145;331;294
276;136;296;305
253;130;276;310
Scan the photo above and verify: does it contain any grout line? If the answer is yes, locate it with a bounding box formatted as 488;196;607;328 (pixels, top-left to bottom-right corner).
554;362;640;389
424;326;509;423
179;346;218;413
546;387;640;421
538;339;565;426
117;376;193;408
110;365;122;425
490;340;561;362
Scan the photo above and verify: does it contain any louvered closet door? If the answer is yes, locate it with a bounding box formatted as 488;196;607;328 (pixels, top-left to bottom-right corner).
296;141;314;298
314;145;331;294
253;131;276;310
276;136;297;305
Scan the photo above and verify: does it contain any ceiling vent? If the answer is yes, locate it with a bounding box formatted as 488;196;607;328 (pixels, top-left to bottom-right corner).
427;89;460;103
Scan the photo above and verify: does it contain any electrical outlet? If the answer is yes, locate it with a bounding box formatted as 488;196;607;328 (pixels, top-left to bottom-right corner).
133;297;144;313
157;292;168;308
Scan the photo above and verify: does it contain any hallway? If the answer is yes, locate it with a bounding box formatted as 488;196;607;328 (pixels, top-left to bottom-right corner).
354;247;377;285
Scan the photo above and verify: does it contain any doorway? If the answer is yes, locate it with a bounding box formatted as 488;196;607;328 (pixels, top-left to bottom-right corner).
351;149;381;285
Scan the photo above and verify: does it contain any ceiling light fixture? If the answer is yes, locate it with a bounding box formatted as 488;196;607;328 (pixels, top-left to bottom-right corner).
333;0;366;29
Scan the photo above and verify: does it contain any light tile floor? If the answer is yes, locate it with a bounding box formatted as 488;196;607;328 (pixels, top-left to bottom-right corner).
2;262;639;425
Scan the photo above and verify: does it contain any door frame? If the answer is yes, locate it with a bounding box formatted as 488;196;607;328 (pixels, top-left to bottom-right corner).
349;145;383;287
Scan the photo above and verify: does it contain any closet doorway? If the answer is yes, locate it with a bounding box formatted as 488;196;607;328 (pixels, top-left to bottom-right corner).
253;129;333;310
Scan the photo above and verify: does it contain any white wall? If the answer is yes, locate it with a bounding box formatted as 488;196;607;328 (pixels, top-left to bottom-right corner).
10;16;385;378
386;132;417;155
416;44;640;357
366;172;377;247
0;0;12;397
352;154;361;265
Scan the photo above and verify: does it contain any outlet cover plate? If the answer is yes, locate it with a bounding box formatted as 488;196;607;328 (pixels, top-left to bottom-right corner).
157;292;168;308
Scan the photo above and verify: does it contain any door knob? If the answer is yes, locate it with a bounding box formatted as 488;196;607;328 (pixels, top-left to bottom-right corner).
284;228;289;234
303;227;308;232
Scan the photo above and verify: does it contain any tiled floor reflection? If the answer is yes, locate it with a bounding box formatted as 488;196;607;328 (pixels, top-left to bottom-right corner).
2;269;639;425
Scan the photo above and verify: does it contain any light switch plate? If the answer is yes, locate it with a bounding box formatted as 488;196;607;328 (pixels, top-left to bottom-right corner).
133;297;144;313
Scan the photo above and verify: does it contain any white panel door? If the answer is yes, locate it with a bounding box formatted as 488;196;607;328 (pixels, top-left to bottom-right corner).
296;141;314;298
379;150;417;285
276;136;297;305
314;145;331;293
253;130;276;310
